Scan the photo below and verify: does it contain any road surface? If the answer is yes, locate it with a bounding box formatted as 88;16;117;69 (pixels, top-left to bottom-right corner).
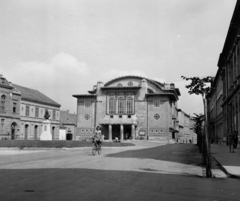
0;142;239;201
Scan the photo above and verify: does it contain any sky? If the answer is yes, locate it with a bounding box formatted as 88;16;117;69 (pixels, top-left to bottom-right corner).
0;0;237;115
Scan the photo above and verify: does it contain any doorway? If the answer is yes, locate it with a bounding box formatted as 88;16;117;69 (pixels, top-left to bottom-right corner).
11;122;17;140
112;125;120;140
124;125;131;140
34;125;38;140
24;124;29;140
66;133;73;140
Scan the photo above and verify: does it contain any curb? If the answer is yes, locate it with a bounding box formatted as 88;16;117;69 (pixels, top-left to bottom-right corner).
211;155;240;179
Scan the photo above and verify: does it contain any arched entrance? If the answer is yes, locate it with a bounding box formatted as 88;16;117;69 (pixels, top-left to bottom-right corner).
11;122;17;140
24;124;29;140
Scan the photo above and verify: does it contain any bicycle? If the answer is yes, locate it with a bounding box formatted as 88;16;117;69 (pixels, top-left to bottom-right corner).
92;140;101;156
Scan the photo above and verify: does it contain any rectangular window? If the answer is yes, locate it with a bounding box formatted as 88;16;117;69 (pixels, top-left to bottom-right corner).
1;119;4;126
118;98;124;114
13;102;17;113
35;107;39;118
84;100;91;108
53;110;56;120
153;99;160;108
126;97;134;114
0;95;6;112
25;105;30;116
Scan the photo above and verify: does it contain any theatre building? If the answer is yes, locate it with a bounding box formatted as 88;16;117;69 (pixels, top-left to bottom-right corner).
73;76;180;141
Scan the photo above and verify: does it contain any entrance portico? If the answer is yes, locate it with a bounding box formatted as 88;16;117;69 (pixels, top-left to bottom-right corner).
105;124;136;140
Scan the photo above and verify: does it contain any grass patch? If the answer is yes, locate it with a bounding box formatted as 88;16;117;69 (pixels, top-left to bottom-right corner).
0;140;134;148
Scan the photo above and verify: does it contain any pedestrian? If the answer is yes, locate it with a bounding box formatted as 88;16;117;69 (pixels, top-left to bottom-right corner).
233;131;238;149
92;125;102;147
229;127;235;153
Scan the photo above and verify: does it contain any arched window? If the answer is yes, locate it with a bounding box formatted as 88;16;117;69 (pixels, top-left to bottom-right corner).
109;97;115;114
118;97;124;114
126;97;133;114
0;95;6;112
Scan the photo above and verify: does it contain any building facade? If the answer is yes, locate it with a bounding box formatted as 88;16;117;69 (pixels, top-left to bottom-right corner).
73;76;180;141
217;1;240;139
177;109;194;143
207;72;223;142
13;84;61;140
59;110;77;140
0;75;21;140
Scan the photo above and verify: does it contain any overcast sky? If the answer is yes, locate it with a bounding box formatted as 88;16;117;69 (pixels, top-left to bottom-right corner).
0;0;237;115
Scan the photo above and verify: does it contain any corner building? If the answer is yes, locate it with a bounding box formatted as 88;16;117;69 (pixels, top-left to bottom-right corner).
73;76;180;141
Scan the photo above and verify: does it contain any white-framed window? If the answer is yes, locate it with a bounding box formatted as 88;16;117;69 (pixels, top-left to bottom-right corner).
0;95;6;112
13;102;17;113
153;99;160;108
126;97;134;114
109;97;115;114
117;97;124;114
25;105;30;116
35;107;39;118
53;110;56;120
84;100;91;108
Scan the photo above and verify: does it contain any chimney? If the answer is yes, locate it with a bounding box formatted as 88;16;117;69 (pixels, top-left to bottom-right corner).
96;81;103;91
170;83;175;89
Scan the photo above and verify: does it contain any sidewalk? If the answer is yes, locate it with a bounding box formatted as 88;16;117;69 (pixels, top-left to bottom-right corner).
211;143;240;178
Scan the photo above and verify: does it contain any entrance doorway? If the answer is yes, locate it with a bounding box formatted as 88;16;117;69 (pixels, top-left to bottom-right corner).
24;124;29;140
112;125;120;140
124;125;131;140
34;125;38;140
66;133;73;140
11;122;17;140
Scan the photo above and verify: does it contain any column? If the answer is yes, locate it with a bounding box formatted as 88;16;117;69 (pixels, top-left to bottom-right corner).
108;124;112;140
131;124;135;140
120;124;124;140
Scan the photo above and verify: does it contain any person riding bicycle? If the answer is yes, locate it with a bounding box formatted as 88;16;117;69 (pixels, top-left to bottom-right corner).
93;126;102;147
